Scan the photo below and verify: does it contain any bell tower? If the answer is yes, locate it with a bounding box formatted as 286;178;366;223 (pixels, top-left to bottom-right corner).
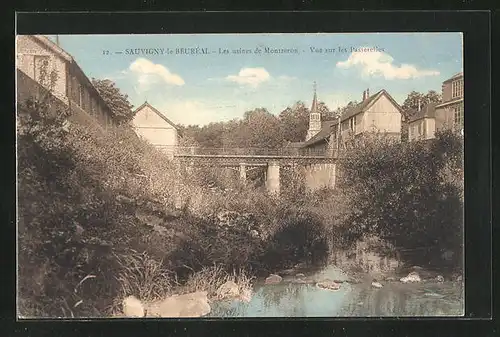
306;81;322;141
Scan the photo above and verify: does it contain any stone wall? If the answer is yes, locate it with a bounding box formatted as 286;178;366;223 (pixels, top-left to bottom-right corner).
17;69;105;134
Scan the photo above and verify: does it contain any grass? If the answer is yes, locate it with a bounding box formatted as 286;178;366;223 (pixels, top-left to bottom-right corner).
181;265;254;301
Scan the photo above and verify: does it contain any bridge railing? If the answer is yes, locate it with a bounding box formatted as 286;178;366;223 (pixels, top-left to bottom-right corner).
165;146;337;157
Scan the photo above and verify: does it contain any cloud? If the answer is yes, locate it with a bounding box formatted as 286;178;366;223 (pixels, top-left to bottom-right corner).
128;58;185;92
336;49;440;80
226;67;271;87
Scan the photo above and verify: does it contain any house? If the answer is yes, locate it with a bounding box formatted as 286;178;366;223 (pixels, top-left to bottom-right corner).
16;35;116;131
302;88;402;152
435;72;464;133
407;102;438;141
131;102;180;158
407;72;464;142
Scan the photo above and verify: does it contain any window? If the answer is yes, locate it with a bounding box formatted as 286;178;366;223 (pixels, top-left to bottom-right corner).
349;118;355;132
453;103;464;127
33;55;50;83
452;79;463;99
417;122;422;136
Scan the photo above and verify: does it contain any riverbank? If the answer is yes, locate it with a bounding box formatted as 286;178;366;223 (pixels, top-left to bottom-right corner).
206;263;464;317
17;98;463;318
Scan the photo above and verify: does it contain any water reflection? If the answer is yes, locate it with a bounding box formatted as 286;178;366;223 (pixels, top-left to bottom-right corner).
209;266;464;317
341;282;464;316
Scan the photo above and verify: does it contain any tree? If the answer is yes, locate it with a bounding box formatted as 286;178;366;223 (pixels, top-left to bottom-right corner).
401;90;442;120
337;130;463;268
240;108;284;148
279;101;309;143
195;122;226;148
317;101;332;119
92;78;135;124
332;101;358;119
177;127;199;147
400;90;442;141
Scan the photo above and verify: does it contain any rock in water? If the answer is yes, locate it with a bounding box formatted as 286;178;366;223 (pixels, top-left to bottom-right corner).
125;291;211;318
316;280;341;291
295;273;305;278
400;271;421;283
371;281;383;288
436;275;445;282
216;281;240;300
265;274;283;285
123;296;145;317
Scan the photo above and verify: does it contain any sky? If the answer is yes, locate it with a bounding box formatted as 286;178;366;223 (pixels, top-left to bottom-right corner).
47;33;462;126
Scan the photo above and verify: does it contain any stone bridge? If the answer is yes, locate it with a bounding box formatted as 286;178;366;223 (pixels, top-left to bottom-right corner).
169;146;339;195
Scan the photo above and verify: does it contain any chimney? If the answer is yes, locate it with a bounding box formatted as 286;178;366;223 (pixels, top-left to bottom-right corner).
362;90;366;101
56;35;60;46
366;88;369;98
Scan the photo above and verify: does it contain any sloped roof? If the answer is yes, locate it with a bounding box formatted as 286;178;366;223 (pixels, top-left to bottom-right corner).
311;89;318;113
302;120;339;147
302;89;401;148
340;89;401;122
28;35;116;121
443;72;464;83
133;102;180;130
407;102;437;123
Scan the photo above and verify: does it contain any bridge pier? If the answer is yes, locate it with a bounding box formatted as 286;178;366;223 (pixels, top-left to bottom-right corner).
266;161;280;195
239;163;246;185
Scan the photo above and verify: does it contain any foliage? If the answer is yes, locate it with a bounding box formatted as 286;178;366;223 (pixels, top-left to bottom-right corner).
17;69;182;316
182;265;253;300
401;90;442;118
400;90;442;141
279;101;310;143
317;101;332;119
337;130;464;269
224;108;284;148
114;250;175;303
336;101;359;118
17;76;332;316
263;208;330;271
91;78;135;124
178;101;336;148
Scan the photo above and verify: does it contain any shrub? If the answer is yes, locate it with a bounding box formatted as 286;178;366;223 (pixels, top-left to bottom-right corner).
181;265;253;300
337;130;464;269
262;208;329;272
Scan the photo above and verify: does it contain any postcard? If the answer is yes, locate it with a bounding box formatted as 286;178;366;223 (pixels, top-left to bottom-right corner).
16;32;464;318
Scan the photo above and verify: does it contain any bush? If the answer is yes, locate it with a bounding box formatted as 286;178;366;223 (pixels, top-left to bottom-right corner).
17;86;181;316
262;208;329;272
16;76;333;317
337;131;464;270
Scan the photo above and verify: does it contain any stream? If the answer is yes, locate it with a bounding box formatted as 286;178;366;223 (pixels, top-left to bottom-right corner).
208;265;464;317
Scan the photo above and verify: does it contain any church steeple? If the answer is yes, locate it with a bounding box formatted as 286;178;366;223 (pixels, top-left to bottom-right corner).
306;81;322;141
311;81;318;114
